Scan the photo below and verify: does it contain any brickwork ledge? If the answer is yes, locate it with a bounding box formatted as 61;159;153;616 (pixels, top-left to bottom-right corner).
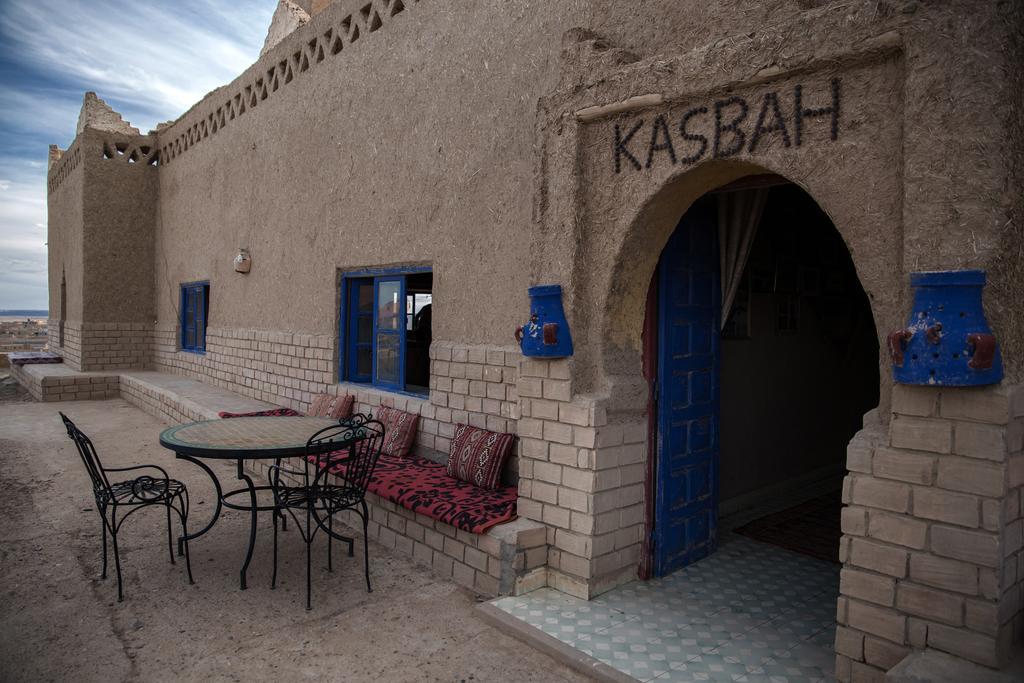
9;364;276;422
313;485;547;598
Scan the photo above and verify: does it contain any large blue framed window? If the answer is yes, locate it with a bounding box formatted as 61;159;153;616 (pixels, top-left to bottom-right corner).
180;281;209;353
342;269;432;395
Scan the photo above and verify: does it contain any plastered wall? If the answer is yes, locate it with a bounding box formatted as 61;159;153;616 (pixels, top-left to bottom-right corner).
46;1;1022;380
46;139;84;364
43;0;1024;676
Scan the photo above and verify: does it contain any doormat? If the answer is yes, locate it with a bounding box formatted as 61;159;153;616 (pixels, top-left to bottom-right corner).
732;491;842;564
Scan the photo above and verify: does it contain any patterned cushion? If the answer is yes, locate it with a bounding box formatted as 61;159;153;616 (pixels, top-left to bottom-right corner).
445;424;515;490
375;406;419;458
307;393;354;420
313;452;517;534
218;408;302;418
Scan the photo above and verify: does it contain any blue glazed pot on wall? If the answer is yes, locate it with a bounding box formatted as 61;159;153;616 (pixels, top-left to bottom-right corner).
887;270;1003;386
515;285;574;358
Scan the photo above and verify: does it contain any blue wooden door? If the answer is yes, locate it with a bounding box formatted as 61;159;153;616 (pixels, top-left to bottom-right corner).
654;199;720;576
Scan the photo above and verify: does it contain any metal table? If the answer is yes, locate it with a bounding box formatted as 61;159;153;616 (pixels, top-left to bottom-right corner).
159;416;352;589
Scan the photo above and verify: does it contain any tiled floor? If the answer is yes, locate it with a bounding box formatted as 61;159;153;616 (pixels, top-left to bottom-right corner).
490;534;840;682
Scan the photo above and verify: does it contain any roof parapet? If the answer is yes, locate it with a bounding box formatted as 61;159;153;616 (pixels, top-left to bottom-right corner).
48;144;63;171
76;92;140;137
261;0;312;57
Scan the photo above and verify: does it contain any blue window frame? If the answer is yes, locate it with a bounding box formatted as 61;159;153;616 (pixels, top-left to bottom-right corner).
341;268;432;395
180;282;209;353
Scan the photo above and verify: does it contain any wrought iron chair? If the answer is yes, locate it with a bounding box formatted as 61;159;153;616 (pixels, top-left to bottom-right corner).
268;414;385;609
59;412;194;601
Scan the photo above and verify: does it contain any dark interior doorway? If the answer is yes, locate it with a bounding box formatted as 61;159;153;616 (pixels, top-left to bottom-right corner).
645;179;879;575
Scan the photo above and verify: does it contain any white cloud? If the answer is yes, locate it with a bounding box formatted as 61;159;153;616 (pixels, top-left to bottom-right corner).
1;0;273;136
0;0;275;309
0;244;48;308
0;169;46;233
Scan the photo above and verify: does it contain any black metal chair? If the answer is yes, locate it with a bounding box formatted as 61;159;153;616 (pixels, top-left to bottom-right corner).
268;414;385;609
59;412;194;601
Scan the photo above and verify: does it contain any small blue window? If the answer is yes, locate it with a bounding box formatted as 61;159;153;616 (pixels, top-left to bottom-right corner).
180;282;209;353
341;270;432;395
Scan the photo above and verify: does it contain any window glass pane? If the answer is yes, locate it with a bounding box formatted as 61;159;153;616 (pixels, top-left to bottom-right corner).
196;287;205;324
375;334;400;384
356;346;372;376
405;287;432;394
357;316;373;343
377;281;401;330
357;283;373;313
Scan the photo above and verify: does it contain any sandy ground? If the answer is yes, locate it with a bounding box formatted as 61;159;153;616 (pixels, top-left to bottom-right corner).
0;398;589;683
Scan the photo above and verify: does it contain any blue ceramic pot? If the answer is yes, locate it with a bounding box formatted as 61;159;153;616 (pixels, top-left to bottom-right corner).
888;270;1002;386
515;285;574;358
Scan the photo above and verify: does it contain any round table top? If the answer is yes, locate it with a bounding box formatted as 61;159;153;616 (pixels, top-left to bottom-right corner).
159;416;347;459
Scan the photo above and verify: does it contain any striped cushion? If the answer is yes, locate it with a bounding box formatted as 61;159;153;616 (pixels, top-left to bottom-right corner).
445;423;515;490
308;393;354;420
375;406;419;458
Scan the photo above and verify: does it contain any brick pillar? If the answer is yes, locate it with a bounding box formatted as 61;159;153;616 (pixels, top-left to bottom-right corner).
836;383;1024;681
517;357;645;598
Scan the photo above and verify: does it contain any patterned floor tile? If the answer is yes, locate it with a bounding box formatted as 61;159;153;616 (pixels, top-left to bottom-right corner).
576;632;676;681
759;653;831;681
491;587;631;644
667;652;768;681
489;525;840;683
764;640;835;677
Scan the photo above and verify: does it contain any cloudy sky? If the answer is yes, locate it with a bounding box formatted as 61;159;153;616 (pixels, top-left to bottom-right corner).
0;0;275;310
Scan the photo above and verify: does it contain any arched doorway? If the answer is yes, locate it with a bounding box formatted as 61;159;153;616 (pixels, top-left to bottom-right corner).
644;177;878;576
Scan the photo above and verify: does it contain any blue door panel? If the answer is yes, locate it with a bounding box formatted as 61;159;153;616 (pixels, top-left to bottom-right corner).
667;321;691;357
691;370;712;404
654;198;720;577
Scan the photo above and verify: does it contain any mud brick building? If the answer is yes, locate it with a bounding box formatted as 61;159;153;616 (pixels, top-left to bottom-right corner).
35;1;1024;680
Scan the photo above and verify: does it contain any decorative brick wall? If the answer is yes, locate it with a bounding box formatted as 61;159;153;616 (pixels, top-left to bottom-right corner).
332;501;547;596
8;363;119;402
1004;388;1024;664
153;328;521;468
834;383;1024;681
513;357;644;599
425;342;519;451
49;318;83;370
153;324;335;409
49;319;151;371
77;322;153;371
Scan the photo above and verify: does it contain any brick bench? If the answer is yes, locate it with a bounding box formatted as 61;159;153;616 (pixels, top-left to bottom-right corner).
10;362;119;402
299;450;544;595
287;449;543;596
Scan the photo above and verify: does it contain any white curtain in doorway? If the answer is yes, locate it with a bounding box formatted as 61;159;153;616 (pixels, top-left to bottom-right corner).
718;188;769;328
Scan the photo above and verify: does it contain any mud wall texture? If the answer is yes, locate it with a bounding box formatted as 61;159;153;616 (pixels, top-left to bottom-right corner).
80;130;157;324
151;0;583;346
41;0;1024;675
45;130;157;369
143;0;1020;382
46;138;85;359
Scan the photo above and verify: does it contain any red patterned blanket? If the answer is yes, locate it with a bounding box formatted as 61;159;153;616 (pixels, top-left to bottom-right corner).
313;452;517;534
